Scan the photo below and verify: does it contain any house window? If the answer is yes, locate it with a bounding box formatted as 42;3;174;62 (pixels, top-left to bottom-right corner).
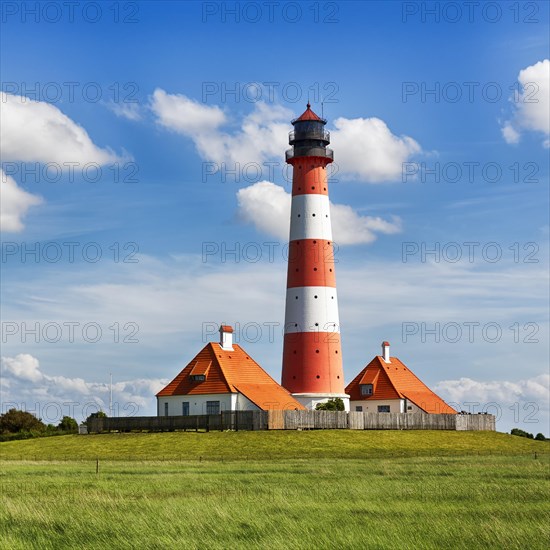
164;402;169;417
407;406;413;411
355;406;363;412
182;402;190;416
378;405;390;413
190;374;206;382
206;401;220;415
360;384;373;396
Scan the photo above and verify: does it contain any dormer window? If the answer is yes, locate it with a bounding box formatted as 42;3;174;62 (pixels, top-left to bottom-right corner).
360;384;373;396
189;360;211;382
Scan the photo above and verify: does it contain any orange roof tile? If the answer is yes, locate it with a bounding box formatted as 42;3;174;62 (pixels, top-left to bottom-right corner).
359;367;380;387
234;384;302;411
220;325;233;333
401;391;453;415
157;342;305;411
346;356;456;414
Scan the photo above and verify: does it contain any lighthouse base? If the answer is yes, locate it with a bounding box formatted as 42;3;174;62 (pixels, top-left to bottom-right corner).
291;393;350;412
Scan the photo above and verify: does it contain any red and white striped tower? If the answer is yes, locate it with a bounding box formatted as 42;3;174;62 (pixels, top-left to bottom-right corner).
281;104;349;410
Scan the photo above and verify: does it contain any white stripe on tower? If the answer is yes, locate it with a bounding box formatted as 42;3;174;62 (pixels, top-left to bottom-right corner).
284;286;340;334
289;195;333;241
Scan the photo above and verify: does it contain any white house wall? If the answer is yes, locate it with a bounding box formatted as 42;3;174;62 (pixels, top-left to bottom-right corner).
350;399;406;414
157;393;260;416
404;400;423;413
233;392;260;412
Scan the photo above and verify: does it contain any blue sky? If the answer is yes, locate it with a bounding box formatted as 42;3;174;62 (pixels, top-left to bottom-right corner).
1;1;549;434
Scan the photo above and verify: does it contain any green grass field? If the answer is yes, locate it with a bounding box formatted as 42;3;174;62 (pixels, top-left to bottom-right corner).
1;431;549;549
0;429;547;461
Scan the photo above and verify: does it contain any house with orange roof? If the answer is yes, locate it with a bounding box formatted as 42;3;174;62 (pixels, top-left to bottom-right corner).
345;341;456;415
156;325;305;416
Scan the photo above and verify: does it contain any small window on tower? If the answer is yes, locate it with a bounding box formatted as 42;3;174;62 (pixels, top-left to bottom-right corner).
190;374;206;382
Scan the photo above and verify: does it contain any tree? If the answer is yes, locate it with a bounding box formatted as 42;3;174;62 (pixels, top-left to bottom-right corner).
57;416;78;433
0;409;46;434
534;433;546;441
315;398;345;411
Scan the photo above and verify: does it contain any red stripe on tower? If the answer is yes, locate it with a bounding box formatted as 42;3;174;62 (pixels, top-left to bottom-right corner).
281;104;349;410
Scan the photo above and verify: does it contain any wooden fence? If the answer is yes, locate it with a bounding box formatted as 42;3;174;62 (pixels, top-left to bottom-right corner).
88;411;495;433
456;414;496;431
88;411;268;433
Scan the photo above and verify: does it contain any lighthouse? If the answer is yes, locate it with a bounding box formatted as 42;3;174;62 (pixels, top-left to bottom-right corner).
281;104;349;410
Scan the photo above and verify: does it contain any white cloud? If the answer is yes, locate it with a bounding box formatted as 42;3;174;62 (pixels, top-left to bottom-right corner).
236;181;401;244
330;203;402;245
151;90;421;181
330;117;422;182
151;89;289;165
501;59;549;147
151;88;226;135
0;92;122;164
1;354;42;383
0;93;126;232
433;375;549;433
1;353;167;422
236;181;291;240
500;122;520;145
106;101;143;121
0;169;42;233
434;374;550;405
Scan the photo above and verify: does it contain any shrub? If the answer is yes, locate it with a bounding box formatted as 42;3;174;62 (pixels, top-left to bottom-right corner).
0;409;46;434
315;398;345;411
510;428;534;439
57;416;78;433
534;433;546;441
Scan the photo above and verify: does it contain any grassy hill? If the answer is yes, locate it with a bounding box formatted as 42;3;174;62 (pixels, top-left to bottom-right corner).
2;432;548;549
0;429;547;461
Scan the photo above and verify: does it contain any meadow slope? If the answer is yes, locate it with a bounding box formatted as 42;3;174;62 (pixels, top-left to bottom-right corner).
1;430;548;461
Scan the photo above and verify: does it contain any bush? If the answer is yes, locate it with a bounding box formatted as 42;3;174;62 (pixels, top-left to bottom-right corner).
315;398;345;411
534;433;546;441
0;431;37;442
510;428;534;439
0;409;46;434
57;416;78;433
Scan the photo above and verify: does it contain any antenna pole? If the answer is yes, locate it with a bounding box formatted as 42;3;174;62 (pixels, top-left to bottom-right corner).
109;373;113;416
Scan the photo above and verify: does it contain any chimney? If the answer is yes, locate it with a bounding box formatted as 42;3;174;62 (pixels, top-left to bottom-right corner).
220;324;234;351
382;341;390;363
